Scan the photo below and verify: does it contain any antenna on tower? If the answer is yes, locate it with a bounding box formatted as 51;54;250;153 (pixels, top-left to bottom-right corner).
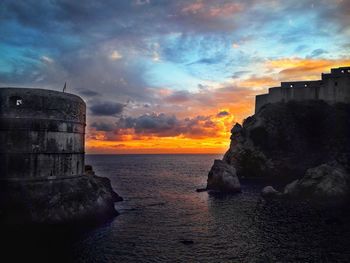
63;82;67;93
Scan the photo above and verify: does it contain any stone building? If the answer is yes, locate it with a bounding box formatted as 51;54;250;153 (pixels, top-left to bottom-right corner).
255;66;350;113
0;88;86;180
0;87;120;224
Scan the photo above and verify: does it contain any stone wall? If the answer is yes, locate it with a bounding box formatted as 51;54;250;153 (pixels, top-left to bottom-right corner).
0;88;86;180
255;67;350;113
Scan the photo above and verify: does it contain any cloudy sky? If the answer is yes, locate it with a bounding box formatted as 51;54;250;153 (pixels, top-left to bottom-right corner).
1;0;350;153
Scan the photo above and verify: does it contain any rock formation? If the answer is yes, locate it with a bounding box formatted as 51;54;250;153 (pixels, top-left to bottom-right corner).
207;160;241;193
261;186;282;198
0;166;122;224
207;100;350;202
223;101;350;180
283;163;349;203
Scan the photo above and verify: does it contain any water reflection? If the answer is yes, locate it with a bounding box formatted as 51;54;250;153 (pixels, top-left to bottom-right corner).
4;155;350;262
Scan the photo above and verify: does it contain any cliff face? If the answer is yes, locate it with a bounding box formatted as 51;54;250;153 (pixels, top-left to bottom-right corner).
0;175;122;224
216;100;350;182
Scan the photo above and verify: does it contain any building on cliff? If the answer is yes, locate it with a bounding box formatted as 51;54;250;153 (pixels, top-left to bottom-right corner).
255;66;350;113
0;88;120;224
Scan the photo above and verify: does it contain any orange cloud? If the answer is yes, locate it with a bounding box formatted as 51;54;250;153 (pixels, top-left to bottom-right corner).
237;76;279;90
86;58;350;154
86;109;236;154
266;58;350;80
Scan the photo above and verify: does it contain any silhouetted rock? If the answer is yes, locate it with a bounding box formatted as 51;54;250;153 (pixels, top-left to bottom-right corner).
0;173;123;224
207;100;350;202
261;186;281;198
224;101;350;179
85;165;95;176
283;163;349;202
207;160;241;193
85;165;123;202
196;188;207;192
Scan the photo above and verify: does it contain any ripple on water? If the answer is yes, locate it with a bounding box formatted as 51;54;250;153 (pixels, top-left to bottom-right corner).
9;154;349;262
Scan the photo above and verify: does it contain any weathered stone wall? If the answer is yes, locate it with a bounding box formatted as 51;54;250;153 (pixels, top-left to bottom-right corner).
255;94;269;114
0;88;86;180
255;67;350;113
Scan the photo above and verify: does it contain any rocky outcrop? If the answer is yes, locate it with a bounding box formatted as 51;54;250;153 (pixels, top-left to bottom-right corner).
261;186;282;198
207;160;241;193
223;101;350;180
0;166;122;224
207;100;350;198
283;163;350;202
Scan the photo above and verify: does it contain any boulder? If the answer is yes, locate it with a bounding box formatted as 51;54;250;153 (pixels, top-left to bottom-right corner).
261;186;282;198
283;179;299;195
85;165;95;176
207;160;241;193
0;173;123;224
283;163;349;202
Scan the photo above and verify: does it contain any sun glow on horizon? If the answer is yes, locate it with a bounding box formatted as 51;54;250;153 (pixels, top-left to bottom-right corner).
1;1;349;154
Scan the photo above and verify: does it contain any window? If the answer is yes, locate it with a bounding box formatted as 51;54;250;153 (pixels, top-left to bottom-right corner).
10;96;23;107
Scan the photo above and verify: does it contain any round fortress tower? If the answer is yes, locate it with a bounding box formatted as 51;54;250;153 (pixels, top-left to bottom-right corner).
0;87;86;180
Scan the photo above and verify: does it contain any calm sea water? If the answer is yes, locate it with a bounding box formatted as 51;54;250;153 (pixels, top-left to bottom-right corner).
70;154;350;262
6;154;350;262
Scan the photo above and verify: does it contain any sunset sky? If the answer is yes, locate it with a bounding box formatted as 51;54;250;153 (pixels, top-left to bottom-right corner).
1;0;350;154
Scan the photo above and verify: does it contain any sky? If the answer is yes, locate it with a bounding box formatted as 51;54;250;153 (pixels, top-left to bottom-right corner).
1;0;350;154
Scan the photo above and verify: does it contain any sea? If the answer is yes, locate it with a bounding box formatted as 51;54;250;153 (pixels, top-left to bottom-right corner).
5;154;350;262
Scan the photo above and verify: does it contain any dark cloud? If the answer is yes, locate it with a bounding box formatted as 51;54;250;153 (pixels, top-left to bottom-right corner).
104;113;222;138
187;54;224;65
79;89;100;97
90;101;125;116
231;70;250;79
217;111;230;117
307;48;328;58
115;113;179;136
294;45;308;53
91;121;115;132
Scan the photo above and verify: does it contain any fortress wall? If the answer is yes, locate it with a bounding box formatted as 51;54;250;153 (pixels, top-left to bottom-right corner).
268;87;283;103
320;76;337;102
255;94;269;113
255;84;321;113
333;76;350;103
254;67;350;113
292;86;318;101
320;70;350;103
281;86;293;101
281;80;322;89
0;88;86;180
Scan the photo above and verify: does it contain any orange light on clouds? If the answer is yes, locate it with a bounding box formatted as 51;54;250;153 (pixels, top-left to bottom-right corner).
86;59;350;154
86;109;235;154
266;58;350;79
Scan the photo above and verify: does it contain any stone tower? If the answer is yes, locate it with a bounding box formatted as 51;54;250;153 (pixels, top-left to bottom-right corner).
0;88;86;181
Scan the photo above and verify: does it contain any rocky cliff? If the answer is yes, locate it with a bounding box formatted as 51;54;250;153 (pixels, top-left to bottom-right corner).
207;100;350;201
0;168;122;224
